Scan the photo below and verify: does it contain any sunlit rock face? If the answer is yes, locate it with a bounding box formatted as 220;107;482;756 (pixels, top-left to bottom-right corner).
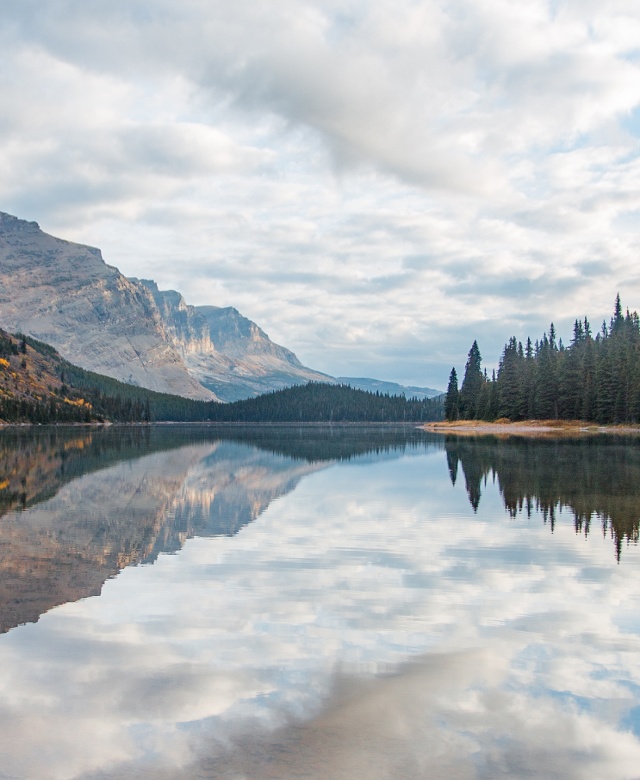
137;279;333;402
0;212;215;400
134;280;215;357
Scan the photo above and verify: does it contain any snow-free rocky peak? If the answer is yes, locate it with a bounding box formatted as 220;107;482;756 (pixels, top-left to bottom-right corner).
0;212;331;401
135;279;333;402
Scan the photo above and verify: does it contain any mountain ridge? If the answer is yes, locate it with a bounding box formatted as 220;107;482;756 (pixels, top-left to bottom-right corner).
337;377;441;399
0;212;215;399
0;212;440;401
135;278;332;401
0;212;331;401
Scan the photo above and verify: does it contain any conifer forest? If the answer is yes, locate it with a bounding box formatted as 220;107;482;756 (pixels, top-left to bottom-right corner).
445;295;640;424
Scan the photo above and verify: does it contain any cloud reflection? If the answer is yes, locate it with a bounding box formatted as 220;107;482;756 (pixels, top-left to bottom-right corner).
0;439;639;778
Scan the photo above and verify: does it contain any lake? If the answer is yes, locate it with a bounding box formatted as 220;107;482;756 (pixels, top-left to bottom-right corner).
1;424;640;779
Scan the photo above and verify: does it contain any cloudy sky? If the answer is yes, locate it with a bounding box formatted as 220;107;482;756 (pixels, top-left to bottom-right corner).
1;1;640;387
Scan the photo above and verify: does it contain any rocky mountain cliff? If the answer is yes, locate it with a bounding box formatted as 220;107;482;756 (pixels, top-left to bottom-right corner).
0;213;331;401
0;212;214;399
135;279;332;401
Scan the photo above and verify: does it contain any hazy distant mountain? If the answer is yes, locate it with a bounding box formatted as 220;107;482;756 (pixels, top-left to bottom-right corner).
337;377;442;399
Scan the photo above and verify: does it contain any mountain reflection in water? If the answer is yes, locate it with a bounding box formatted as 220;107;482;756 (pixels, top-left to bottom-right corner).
0;425;431;633
1;426;640;779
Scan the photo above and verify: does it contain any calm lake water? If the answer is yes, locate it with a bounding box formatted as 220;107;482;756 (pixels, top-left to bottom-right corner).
1;425;640;779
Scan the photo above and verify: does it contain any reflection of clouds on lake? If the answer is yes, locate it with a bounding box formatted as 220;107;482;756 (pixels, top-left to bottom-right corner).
0;445;640;778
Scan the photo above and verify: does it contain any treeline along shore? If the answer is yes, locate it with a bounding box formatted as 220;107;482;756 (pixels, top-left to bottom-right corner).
0;330;444;424
444;295;640;425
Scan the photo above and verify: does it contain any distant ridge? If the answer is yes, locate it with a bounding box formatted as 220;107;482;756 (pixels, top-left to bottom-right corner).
337;377;442;399
0;329;445;425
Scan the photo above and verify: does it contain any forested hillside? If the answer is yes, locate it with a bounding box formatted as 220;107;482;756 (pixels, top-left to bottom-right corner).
0;330;206;423
207;382;444;423
445;295;640;424
0;330;115;423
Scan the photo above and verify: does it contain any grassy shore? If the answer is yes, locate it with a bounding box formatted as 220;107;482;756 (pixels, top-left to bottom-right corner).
423;419;640;437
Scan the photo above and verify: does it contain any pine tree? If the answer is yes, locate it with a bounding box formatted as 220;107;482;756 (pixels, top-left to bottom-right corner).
459;341;483;419
475;369;492;420
558;322;583;419
497;337;524;420
444;368;460;421
611;293;623;334
535;330;558;419
581;335;596;421
488;369;500;420
523;338;536;418
596;343;616;423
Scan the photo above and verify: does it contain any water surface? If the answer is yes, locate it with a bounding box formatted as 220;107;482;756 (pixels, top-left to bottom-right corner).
0;425;639;779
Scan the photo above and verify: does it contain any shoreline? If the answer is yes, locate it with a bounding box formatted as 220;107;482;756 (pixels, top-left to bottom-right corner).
423;420;640;437
0;420;422;429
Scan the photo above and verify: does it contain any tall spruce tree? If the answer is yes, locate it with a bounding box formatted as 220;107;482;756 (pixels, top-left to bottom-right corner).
475;369;493;420
611;293;624;334
459;341;483;419
581;334;597;421
558;320;584;419
534;329;559;419
497;336;524;420
444;368;460;421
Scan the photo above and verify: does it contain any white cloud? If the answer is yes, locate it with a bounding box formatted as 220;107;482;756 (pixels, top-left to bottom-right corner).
1;0;640;385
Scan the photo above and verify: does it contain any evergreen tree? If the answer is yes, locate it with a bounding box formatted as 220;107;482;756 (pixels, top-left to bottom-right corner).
459;341;483;419
497;337;524;420
444;368;460;421
597;323;618;423
475;369;492;420
488;369;500;420
557;322;583;419
534;332;558;419
581;335;597;421
449;296;640;426
611;293;623;334
523;338;536;418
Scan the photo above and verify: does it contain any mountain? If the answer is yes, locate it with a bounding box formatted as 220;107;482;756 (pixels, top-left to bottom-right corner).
0;212;215;400
0;212;331;401
337;377;442;399
0;212;436;403
0;328;100;423
0;327;214;424
136;279;332;401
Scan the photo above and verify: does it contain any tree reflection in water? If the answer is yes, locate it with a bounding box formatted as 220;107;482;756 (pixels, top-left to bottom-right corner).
445;435;640;560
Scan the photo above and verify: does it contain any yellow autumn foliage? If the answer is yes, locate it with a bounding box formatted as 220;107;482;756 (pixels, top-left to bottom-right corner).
63;398;92;408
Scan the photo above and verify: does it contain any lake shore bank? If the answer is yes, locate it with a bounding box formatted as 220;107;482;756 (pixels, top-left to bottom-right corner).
423;420;640;437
